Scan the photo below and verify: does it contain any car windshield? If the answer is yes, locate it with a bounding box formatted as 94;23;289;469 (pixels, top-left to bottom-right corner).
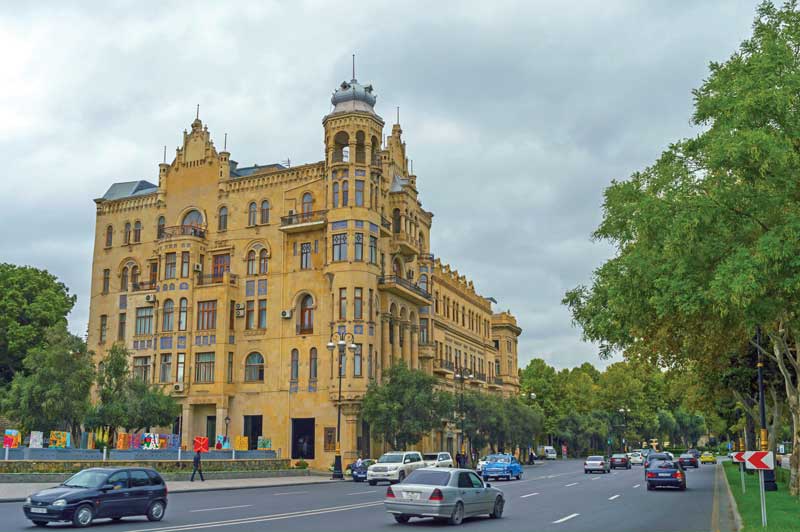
656;461;678;469
423;454;438;460
63;470;108;488
680;454;693;458
404;470;451;486
587;456;603;461
378;454;403;463
612;454;626;458
488;456;510;463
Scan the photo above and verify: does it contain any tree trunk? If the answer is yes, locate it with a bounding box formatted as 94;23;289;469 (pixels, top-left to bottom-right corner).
767;385;783;453
790;410;800;496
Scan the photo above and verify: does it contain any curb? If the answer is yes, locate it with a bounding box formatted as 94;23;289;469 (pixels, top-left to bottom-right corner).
721;464;743;532
0;477;340;504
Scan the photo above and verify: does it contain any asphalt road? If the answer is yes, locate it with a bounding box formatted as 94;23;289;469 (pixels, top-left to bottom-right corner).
0;459;733;531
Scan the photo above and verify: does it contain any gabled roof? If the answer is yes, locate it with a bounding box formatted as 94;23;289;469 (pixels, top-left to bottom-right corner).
390;174;409;192
101;180;158;201
230;162;286;178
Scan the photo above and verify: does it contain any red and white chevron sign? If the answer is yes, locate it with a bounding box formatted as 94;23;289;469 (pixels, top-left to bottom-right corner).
731;452;746;463
744;451;774;470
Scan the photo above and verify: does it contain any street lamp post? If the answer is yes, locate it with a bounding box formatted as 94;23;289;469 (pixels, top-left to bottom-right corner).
327;333;357;480
755;327;778;491
224;415;230;448
618;408;630;453
454;368;473;467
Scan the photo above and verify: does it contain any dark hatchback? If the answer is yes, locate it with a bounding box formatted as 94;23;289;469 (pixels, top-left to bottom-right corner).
350;459;376;482
610;454;631;469
678;453;699;469
646;460;686;491
23;467;168;527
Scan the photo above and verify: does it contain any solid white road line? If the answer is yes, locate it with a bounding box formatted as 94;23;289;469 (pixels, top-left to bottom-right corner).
553;513;580;524
190;505;253;513
273;491;308;496
346;490;377;495
565;482;578;487
633;484;641;488
609;494;620;500
520;492;540;498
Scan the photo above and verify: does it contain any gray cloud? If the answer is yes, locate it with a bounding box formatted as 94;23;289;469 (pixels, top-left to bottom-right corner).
0;0;758;369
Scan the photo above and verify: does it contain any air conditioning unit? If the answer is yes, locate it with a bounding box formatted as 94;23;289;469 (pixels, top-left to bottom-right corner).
235;309;245;318
173;383;184;393
281;309;293;319
193;264;202;272
144;294;156;304
235;303;245;310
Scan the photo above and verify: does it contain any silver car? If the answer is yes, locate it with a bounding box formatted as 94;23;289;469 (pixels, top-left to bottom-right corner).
584;455;611;474
384;467;505;525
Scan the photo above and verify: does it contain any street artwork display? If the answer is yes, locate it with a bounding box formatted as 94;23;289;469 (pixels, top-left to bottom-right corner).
29;431;43;449
257;436;271;450
234;436;249;451
142;433;160;450
3;429;21;448
165;434;180;449
194;436;209;453
116;432;131;450
49;431;70;448
130;433;142;449
215;435;230;450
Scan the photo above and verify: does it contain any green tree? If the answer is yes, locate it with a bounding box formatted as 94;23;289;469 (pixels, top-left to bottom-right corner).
0;264;76;385
0;325;94;442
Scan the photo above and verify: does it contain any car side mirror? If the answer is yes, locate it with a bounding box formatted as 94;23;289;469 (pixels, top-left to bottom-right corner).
404;458;411;464
485;483;491;488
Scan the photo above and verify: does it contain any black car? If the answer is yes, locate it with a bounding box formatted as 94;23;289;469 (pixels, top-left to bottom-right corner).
23;467;168;527
643;452;670;469
678;453;699;469
646;459;686;491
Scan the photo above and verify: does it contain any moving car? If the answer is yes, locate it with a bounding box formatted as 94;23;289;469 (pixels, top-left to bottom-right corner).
610;453;631;470
384;467;505;525
538;446;557;460
368;451;425;485
646;459;687;491
700;452;716;464
476;456;488;474
678;453;699;469
481;454;523;481
350;459;376;482
644;452;670;469
629;451;644;465
584;455;610;474
23;467;167;528
422;452;454;468
686;449;701;459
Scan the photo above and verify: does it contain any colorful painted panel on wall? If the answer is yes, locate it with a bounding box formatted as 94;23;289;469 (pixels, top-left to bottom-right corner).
193;436;209;453
141;433;160;449
166;434;181;449
130;433;142;449
3;429;21;448
29;431;43;449
116;432;131;450
257;436;272;450
215;435;231;450
234;436;249;451
49;431;70;448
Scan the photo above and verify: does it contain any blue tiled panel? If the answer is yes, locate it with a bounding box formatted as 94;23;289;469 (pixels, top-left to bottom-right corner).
177;336;186;348
160;336;173;349
258;279;267;295
179;282;189;290
369;223;379;234
355;220;364;228
354;325;364;335
337;325;346;336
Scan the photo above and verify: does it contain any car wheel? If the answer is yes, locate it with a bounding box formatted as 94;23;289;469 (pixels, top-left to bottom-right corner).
32;521;48;527
489;496;504;519
448;502;464;526
72;503;94;528
394;514;410;524
680;484;687;491
368;480;376;486
147;500;166;522
516;474;521;480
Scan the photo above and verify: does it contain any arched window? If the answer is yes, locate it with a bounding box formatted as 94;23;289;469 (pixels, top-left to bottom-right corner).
157;216;165;239
131;266;140;289
302;193;313;214
247;250;257;275
259;249;268;274
245;352;265;382
355;130;366;163
342;180;349;206
133;221;141;243
309;348;318;381
392;209;401;233
333;131;350;162
124;223;131;244
121;267;129;291
419;274;428;293
291;349;299;381
182;210;203;227
260;200;270;224
178;298;188;331
332;183;339;208
105;226;113;247
248;202;257;226
162;299;174;331
299;295;313;334
218;207;228;231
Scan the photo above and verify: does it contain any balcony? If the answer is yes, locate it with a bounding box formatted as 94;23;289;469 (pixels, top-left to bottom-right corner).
159;225;207;240
473;372;487;383
196;273;238;287
393;232;419;256
433;358;454;375
280;210;327;233
378;275;432;306
418;341;436;359
131;280;157;292
419;253;434;262
380;216;392;236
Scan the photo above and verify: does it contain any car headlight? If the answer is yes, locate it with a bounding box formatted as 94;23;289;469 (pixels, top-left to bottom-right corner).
25;497;31;504
52;499;67;507
388;465;398;471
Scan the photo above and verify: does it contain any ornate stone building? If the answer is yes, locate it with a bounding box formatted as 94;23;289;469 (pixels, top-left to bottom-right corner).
87;77;521;467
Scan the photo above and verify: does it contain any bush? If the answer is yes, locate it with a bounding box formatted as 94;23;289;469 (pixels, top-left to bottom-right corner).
294;460;308;469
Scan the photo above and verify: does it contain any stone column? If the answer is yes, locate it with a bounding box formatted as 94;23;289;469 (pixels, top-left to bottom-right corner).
341;404;360;464
381;315;390;376
215;405;228;447
410;325;419;370
402;322;411;365
180;403;192;450
391;319;400;364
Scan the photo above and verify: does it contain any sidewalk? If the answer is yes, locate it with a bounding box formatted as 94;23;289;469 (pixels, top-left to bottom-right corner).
0;474;337;503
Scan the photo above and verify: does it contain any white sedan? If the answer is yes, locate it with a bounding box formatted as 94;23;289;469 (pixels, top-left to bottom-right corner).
629;452;644;465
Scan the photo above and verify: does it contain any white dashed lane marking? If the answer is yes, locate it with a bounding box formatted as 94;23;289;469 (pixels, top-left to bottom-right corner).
520;492;540;498
553;513;580;524
633;484;641;488
346;490;377;495
609;494;620;500
565;482;578;487
273;491;308;496
190;505;253;513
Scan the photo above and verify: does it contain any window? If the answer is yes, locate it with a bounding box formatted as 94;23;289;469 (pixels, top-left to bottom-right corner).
332;233;347;261
197;300;217;330
195;353;215;383
420;318;428;344
105;225;113;247
102;269;110;293
248;202;257;226
260;200;270;224
130;470;150;488
165;252;177;279
227;352;233;383
148;262;157;284
299;295;313;334
121;267;129;291
245;352;265;382
368;288;374;320
354;288;363;320
258;299;267;329
259;249;268;274
181;252;190;277
291;349;299;381
133;356;150;381
157;216;165;239
177;353;185;382
135;307;153;336
354;233;363;261
367;345;373;378
124;222;131;244
178;298;188;331
342;180;349;206
118;312;126;340
332;183;339;208
159;354;172;383
218;207;228;231
355;180;364;206
419;274;428;293
133;221;142;243
507;340;513;352
182;210;203;227
324;427;336;452
369;236;377;264
392;209;400;233
300;242;311;269
246;250;256;275
354;344;362;377
245;300;255;330
309;348;318;381
302;193;313;214
162;299;174;331
99;315;107;343
131;266;140;288
339;288;347;320
339;351;346;377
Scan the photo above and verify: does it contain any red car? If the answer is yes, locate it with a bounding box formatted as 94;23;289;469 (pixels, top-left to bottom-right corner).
678;454;699;468
610;453;631;470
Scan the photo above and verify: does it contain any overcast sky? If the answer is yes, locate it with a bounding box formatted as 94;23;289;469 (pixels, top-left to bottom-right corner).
1;0;759;370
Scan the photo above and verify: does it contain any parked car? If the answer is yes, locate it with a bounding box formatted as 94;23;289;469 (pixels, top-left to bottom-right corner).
23;467;167;528
476;456;488;474
678;453;699;469
646;459;687;491
350;459;376;482
368;451;425;485
481;454;523;481
629;452;644;465
584;455;610;474
422;452;454;468
700;452;716;464
610;453;631;470
384;468;505;525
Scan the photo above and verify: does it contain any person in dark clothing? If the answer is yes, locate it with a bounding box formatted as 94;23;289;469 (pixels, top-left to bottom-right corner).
191;451;204;482
529;451;535;464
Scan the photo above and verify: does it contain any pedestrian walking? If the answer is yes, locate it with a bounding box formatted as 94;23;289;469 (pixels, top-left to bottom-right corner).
191;451;204;482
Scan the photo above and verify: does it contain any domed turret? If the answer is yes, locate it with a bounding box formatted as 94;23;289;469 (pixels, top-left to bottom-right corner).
330;78;377;114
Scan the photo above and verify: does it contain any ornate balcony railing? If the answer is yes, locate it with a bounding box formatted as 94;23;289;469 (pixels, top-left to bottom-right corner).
159;225;207;240
493;376;504;385
131;280;157;292
196;273;238;286
474;372;487;382
419;253;434;262
378;275;431;300
280;210;327;227
434;359;454;372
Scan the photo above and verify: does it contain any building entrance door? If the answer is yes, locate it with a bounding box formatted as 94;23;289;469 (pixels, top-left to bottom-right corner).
291;418;315;460
206;416;216;444
243;415;262;450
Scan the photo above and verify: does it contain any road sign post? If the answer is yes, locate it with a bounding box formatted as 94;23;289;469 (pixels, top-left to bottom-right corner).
732;451;746;494
743;451;774;528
